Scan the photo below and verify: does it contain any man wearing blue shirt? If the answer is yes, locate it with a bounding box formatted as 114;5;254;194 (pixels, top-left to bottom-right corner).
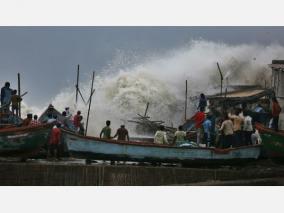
203;114;212;147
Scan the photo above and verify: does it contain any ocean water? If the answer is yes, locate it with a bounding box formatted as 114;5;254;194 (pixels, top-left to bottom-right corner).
23;40;284;136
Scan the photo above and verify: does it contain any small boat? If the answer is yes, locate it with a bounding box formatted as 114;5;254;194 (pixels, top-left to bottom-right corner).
255;122;284;158
0;124;52;157
39;104;76;131
62;130;261;164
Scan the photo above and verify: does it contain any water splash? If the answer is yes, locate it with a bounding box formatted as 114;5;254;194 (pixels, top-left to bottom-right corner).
37;40;284;136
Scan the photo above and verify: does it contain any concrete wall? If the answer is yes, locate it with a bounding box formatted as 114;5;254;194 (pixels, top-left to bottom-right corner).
1;163;284;186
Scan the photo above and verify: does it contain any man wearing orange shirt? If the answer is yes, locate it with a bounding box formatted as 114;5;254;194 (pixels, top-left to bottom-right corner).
73;110;81;129
192;108;205;146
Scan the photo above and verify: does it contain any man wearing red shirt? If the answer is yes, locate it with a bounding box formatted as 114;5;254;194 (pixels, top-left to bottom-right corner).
192;109;205;146
48;123;62;160
73;110;81;129
272;97;282;131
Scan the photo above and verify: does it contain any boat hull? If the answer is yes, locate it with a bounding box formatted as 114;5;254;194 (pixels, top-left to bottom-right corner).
63;131;261;163
0;125;52;157
256;123;284;158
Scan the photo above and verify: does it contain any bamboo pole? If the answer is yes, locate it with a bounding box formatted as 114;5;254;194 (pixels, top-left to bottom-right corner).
185;80;188;121
86;89;96;105
85;71;95;136
17;73;21;118
77;88;87;105
217;62;223;96
144;102;149;117
75;64;80;104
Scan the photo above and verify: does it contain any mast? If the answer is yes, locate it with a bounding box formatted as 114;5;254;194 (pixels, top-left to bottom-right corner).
217;62;223;96
75;64;80;104
185;79;188;121
85;71;95;136
17;73;21;118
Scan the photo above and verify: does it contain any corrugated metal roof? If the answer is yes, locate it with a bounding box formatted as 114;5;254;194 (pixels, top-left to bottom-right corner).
207;89;274;106
269;64;284;70
212;89;265;98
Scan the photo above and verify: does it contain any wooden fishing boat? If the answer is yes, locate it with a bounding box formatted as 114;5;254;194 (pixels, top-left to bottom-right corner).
62;130;261;164
0;124;52;157
39;104;76;131
255;122;284;158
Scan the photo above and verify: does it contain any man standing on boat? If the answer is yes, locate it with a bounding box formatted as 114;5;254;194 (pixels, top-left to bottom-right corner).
192;108;206;146
100;120;112;139
228;108;244;147
48;123;62;160
73;110;81;129
271;97;282;131
113;125;129;141
203;115;212;147
197;93;207;112
30;114;41;126
154;125;168;145
243;111;253;145
0;82;13;113
173;125;187;146
219;114;234;148
11;89;22;116
154;125;169;144
22;113;33;126
78;115;85;135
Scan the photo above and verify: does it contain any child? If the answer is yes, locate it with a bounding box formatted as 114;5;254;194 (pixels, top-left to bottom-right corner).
11;90;22;116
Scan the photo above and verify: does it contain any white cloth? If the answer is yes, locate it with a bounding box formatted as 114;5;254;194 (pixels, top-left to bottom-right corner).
47;118;56;124
243;116;253;131
154;130;168;144
251;130;262;145
174;131;186;142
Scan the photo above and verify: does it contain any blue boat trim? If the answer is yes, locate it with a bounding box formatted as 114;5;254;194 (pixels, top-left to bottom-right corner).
62;130;262;163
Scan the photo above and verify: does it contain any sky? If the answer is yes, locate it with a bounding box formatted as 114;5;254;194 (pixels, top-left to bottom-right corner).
1;26;284;107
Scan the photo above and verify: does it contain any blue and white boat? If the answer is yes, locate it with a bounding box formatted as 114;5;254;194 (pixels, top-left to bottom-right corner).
62;130;262;164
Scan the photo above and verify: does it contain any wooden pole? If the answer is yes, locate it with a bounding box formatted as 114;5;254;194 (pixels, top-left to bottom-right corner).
86;89;96;105
75;64;80;104
17;73;21;118
77;88;87;105
217;62;223;96
185;80;188;121
85;71;95;136
144;102;149;117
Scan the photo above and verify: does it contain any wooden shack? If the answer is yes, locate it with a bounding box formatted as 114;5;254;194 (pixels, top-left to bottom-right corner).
269;60;284;98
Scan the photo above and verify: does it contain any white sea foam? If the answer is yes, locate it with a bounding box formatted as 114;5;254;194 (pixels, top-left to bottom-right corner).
32;40;284;136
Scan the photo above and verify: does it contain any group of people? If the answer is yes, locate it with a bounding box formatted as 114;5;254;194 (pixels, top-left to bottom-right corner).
218;109;260;148
1;80;283;158
22;113;41;126
46;108;86;160
149;94;283;149
100;120;130;141
0;82;22;116
19;106;86;160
